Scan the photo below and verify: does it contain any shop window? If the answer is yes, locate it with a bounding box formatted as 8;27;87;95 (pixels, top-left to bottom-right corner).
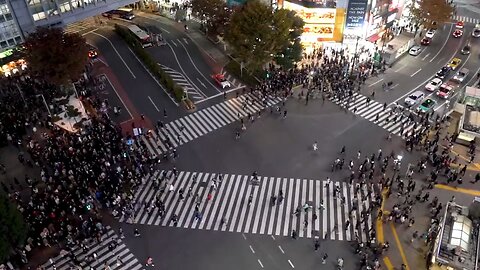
0;16;5;23
14;36;21;43
0;41;7;48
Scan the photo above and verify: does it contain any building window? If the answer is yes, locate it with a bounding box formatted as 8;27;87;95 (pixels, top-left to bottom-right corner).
0;41;7;48
32;12;46;21
59;0;72;13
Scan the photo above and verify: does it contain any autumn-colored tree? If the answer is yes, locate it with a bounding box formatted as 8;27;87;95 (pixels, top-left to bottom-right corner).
409;0;454;29
23;27;89;86
191;0;232;36
225;0;304;71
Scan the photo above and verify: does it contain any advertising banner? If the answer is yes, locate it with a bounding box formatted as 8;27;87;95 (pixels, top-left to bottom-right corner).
283;2;336;23
345;0;368;30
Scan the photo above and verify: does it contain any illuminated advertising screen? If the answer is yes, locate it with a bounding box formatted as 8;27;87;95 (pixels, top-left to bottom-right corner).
345;0;368;30
286;0;337;8
283;2;336;23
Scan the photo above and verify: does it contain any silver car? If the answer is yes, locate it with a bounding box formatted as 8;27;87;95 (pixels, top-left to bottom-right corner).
409;45;422;56
405;91;425;106
452;68;470;83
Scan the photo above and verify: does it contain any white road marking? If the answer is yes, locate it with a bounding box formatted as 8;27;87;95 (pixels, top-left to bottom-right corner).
258;259;264;268
271;235;276;240
430;23;454;62
127;47;179;106
178;42;222;92
242;233;247;240
100;74;134;121
288;259;295;268
394;64;406;72
170;40;177;47
368;78;384;87
421;53;431;61
249;245;255;254
278;245;285;254
183;38;189;44
437;57;445;64
410;68;422;77
391;83;399;89
89;32;136;79
196;77;207;88
148;96;160;112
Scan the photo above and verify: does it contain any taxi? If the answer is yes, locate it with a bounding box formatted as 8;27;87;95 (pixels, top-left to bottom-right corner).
447;58;462;70
418;98;436;113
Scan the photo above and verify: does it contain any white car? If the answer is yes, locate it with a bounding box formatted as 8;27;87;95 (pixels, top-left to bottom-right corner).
425;29;436;39
409;45;422;56
425;78;443;91
405;91;425;106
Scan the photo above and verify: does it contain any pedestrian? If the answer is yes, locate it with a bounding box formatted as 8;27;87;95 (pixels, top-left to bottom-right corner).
411;231;418;242
313;141;318;151
314;239;320;250
322;253;328;264
291;229;297;239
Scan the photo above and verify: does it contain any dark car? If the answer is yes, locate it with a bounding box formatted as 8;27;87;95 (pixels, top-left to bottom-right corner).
421;38;431;45
461;44;471;55
436;66;451;79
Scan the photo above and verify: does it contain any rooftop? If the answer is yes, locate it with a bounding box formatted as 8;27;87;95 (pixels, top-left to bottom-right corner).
434;202;480;270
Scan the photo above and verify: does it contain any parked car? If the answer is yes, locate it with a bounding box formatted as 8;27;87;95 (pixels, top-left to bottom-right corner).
409;45;422;56
405;91;425;106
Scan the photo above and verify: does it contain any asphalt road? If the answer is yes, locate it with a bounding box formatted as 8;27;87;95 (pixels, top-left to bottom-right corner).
84;27;184;123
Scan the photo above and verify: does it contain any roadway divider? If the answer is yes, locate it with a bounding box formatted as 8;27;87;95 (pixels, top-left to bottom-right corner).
113;24;195;111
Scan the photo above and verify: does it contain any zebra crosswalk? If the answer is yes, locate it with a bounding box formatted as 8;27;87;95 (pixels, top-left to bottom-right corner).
159;64;206;103
119;171;379;242
41;226;143;270
453;15;480;24
329;92;423;137
134;92;283;156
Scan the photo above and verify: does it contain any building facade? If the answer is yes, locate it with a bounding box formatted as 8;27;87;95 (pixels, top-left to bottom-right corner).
0;0;136;52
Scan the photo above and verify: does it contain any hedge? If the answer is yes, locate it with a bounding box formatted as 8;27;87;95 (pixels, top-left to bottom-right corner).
114;24;186;103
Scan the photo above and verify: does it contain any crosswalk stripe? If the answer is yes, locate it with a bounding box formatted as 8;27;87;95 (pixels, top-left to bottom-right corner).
118;171;379;242
42;227;143;270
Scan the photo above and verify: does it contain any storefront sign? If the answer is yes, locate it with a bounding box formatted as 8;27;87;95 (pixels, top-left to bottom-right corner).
283;2;336;24
345;0;368;30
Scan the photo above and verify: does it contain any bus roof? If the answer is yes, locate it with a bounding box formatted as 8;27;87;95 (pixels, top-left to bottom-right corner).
127;25;150;40
117;7;133;12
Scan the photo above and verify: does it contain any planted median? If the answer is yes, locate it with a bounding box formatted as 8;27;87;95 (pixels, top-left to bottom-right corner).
114;24;194;109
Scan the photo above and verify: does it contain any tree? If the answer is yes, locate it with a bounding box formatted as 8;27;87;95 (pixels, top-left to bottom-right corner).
224;0;304;71
409;0;454;29
0;194;28;263
23;27;89;86
274;10;304;69
191;0;232;36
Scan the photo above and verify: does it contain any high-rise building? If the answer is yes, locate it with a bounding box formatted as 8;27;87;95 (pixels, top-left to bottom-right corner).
0;0;136;52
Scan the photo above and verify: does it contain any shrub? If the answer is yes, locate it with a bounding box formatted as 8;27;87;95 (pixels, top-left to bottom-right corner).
114;24;185;102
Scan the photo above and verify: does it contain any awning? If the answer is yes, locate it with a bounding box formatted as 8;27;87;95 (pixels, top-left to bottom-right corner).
367;33;381;43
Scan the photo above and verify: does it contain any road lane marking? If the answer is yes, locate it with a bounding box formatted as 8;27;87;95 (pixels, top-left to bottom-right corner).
258;259;264;268
249;245;255;254
391;83;399;89
183;38;189;44
148;96;160;112
242;233;247;240
196;77;207;88
101;74;134;120
127;47;178;106
430;23;454;62
421;53;431;61
390;222;410;270
288;259;295;268
435;184;480;196
368;78;384;87
89;32;136;79
170;40;177;47
410;68;422;77
178;42;222;92
394;65;406;72
278;245;285;254
383;257;394;270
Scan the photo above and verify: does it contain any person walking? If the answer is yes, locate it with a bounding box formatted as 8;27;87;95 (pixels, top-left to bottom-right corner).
313;141;318;151
291;229;297;239
314;238;320;250
322;253;328;264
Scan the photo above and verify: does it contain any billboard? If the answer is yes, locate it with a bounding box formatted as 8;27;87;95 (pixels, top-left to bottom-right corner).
345;0;368;30
283;2;336;23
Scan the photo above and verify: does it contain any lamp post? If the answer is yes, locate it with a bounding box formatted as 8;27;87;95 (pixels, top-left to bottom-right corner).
350;35;361;76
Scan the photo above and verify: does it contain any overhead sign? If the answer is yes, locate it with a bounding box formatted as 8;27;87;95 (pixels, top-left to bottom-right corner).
345;0;368;30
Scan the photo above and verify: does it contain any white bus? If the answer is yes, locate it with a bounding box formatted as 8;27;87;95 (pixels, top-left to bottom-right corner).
103;7;135;20
127;25;153;48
